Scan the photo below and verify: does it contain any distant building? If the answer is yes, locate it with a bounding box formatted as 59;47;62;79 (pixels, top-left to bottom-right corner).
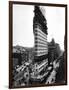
13;46;28;67
48;38;61;64
33;6;48;62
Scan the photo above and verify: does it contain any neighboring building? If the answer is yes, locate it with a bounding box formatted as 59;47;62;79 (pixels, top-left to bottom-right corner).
48;38;61;64
13;46;28;67
13;53;22;67
33;6;48;62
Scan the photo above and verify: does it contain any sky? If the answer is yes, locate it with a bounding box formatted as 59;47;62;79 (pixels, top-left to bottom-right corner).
13;4;65;50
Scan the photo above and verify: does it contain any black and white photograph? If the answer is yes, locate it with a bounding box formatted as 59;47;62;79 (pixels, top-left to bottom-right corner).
9;1;67;88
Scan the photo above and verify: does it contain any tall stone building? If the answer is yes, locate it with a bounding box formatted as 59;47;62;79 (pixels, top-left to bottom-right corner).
48;38;61;64
33;6;48;62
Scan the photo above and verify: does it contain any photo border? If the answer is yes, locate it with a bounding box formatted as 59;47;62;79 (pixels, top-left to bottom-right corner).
9;1;67;89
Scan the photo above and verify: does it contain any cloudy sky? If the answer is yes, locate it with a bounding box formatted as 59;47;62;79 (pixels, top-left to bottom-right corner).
13;4;65;50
